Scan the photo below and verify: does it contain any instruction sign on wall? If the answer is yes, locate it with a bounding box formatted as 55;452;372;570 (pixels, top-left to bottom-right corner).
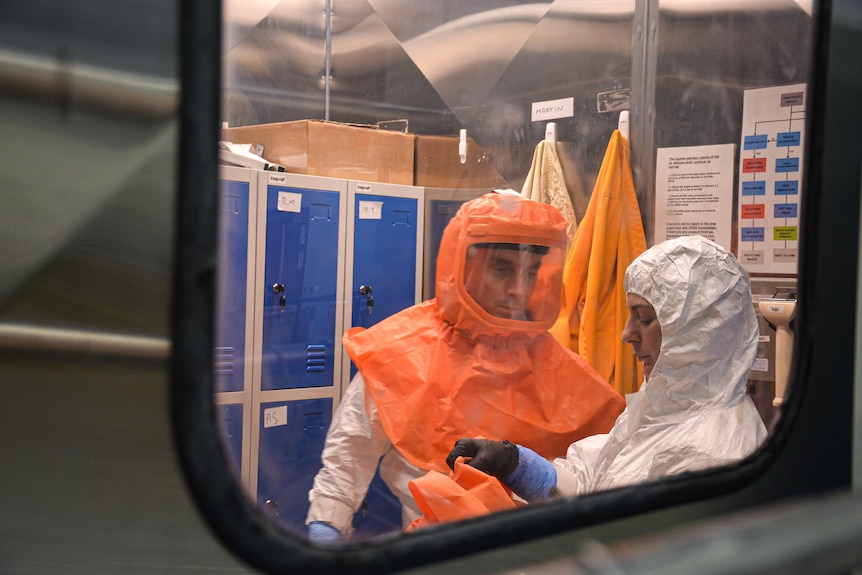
655;143;735;251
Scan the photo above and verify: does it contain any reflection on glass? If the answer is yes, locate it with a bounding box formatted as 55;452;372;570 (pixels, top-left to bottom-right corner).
213;0;812;543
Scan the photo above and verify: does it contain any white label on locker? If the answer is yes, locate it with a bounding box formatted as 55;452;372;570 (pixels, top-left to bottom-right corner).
359;201;384;219
277;191;302;213
751;357;769;372
263;405;288;428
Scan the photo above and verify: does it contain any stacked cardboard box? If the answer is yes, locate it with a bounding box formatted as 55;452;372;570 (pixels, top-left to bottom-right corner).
413;134;506;189
222;120;506;189
222;120;414;185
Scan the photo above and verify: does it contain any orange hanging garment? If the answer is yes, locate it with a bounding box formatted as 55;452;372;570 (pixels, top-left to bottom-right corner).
549;130;648;395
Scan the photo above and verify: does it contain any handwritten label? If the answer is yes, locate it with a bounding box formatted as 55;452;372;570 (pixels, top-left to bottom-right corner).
263;405;288;428
277;191;302;213
531;97;574;122
359;200;384;220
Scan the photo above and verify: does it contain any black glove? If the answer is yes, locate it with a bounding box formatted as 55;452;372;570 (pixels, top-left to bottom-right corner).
446;438;520;478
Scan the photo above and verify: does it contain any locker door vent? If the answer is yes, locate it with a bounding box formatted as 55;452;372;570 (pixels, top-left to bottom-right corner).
306;344;327;373
214;346;236;375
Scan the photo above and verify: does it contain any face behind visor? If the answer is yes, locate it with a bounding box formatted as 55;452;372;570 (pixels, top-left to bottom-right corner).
464;243;550;321
436;193;567;339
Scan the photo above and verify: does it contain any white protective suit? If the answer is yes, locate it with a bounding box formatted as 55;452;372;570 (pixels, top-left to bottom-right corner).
553;235;768;495
307;372;426;532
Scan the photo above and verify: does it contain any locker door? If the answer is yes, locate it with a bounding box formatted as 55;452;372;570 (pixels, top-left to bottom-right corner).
215;177;251;393
350;192;418;330
216;403;244;479
261;185;341;391
346;184;422;538
422;190;485;300
256;398;332;533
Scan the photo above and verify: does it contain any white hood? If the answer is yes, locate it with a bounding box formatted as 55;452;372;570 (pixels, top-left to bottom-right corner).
624;234;759;417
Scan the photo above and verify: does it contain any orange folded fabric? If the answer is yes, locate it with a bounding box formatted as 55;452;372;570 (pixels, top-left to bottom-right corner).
406;457;520;530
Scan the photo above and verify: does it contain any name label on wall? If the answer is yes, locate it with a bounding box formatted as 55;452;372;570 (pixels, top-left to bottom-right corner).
531;97;574;122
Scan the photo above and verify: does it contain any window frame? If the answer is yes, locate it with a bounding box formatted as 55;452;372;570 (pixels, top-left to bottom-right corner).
169;0;858;573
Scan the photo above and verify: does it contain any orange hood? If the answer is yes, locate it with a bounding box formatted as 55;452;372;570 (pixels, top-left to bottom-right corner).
436;191;568;341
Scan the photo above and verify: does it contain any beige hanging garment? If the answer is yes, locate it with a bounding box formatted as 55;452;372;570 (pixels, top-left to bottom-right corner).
521;140;577;247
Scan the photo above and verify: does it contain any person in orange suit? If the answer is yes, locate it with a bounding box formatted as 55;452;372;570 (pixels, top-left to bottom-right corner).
306;191;624;541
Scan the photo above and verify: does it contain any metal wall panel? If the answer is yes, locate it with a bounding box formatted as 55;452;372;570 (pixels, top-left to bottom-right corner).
223;1;814;240
223;0;636;208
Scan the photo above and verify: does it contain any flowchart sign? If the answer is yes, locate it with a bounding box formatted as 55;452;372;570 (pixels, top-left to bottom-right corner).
737;83;806;274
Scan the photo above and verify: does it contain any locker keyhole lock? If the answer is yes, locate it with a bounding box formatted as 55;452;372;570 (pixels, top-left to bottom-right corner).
359;285;374;315
273;284;286;309
265;499;279;518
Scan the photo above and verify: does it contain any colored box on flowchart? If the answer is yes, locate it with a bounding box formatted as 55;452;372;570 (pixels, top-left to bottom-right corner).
744;135;768;150
781;92;805;107
743;158;767;173
774;203;798;218
741;204;765;219
775;180;799;195
775;158;800;173
742;181;766;195
741;227;765;242
773;226;798;241
777;131;801;147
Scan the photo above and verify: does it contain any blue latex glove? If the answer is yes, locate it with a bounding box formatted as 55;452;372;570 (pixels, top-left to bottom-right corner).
503;445;557;503
308;521;342;543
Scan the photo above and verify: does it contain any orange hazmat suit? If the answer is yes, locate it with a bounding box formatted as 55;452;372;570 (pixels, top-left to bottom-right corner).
344;192;625;473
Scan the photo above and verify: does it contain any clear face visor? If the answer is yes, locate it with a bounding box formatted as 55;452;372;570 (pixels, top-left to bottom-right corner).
462;241;564;325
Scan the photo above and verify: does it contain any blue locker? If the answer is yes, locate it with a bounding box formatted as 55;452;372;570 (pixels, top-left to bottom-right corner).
347;188;420;538
216;403;244;481
215;178;251;393
422;192;484;300
256;398;332;533
261;185;340;390
350;193;418;330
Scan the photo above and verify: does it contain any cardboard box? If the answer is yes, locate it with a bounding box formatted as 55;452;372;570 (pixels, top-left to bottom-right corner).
222;120;414;185
414;134;507;189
